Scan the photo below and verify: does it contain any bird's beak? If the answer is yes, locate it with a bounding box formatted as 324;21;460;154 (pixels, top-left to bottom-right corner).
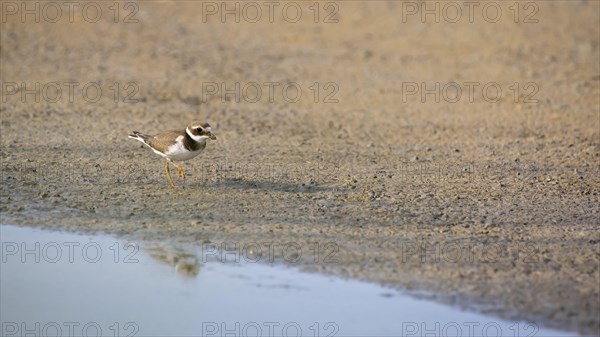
208;132;217;140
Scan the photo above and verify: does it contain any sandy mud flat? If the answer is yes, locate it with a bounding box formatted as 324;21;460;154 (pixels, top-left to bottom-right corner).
1;1;599;335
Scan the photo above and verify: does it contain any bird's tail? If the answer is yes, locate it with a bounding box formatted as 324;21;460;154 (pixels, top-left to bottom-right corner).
128;131;151;144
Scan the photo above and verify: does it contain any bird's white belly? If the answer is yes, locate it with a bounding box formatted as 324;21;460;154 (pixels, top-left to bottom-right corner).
164;142;203;161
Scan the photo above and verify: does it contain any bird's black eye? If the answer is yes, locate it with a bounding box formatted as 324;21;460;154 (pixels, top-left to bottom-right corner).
196;127;203;132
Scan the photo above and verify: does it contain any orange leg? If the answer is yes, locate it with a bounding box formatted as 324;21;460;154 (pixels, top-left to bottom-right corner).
171;161;186;179
164;161;176;188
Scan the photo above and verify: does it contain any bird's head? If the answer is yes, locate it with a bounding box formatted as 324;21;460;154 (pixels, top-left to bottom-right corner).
187;121;216;141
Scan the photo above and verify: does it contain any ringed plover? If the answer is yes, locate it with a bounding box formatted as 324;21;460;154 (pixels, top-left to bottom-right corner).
128;121;216;188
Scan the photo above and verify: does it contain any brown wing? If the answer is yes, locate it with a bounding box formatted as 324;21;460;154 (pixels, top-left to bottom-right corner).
147;129;186;153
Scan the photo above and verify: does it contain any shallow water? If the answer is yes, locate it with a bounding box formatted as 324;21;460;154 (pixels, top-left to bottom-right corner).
1;225;579;337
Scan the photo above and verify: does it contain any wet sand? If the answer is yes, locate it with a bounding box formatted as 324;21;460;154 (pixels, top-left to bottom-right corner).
1;1;599;335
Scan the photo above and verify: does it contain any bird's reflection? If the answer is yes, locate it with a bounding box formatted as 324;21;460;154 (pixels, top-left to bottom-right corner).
145;243;202;277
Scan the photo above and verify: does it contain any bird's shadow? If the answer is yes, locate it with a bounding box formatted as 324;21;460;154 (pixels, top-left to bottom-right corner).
182;177;333;194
